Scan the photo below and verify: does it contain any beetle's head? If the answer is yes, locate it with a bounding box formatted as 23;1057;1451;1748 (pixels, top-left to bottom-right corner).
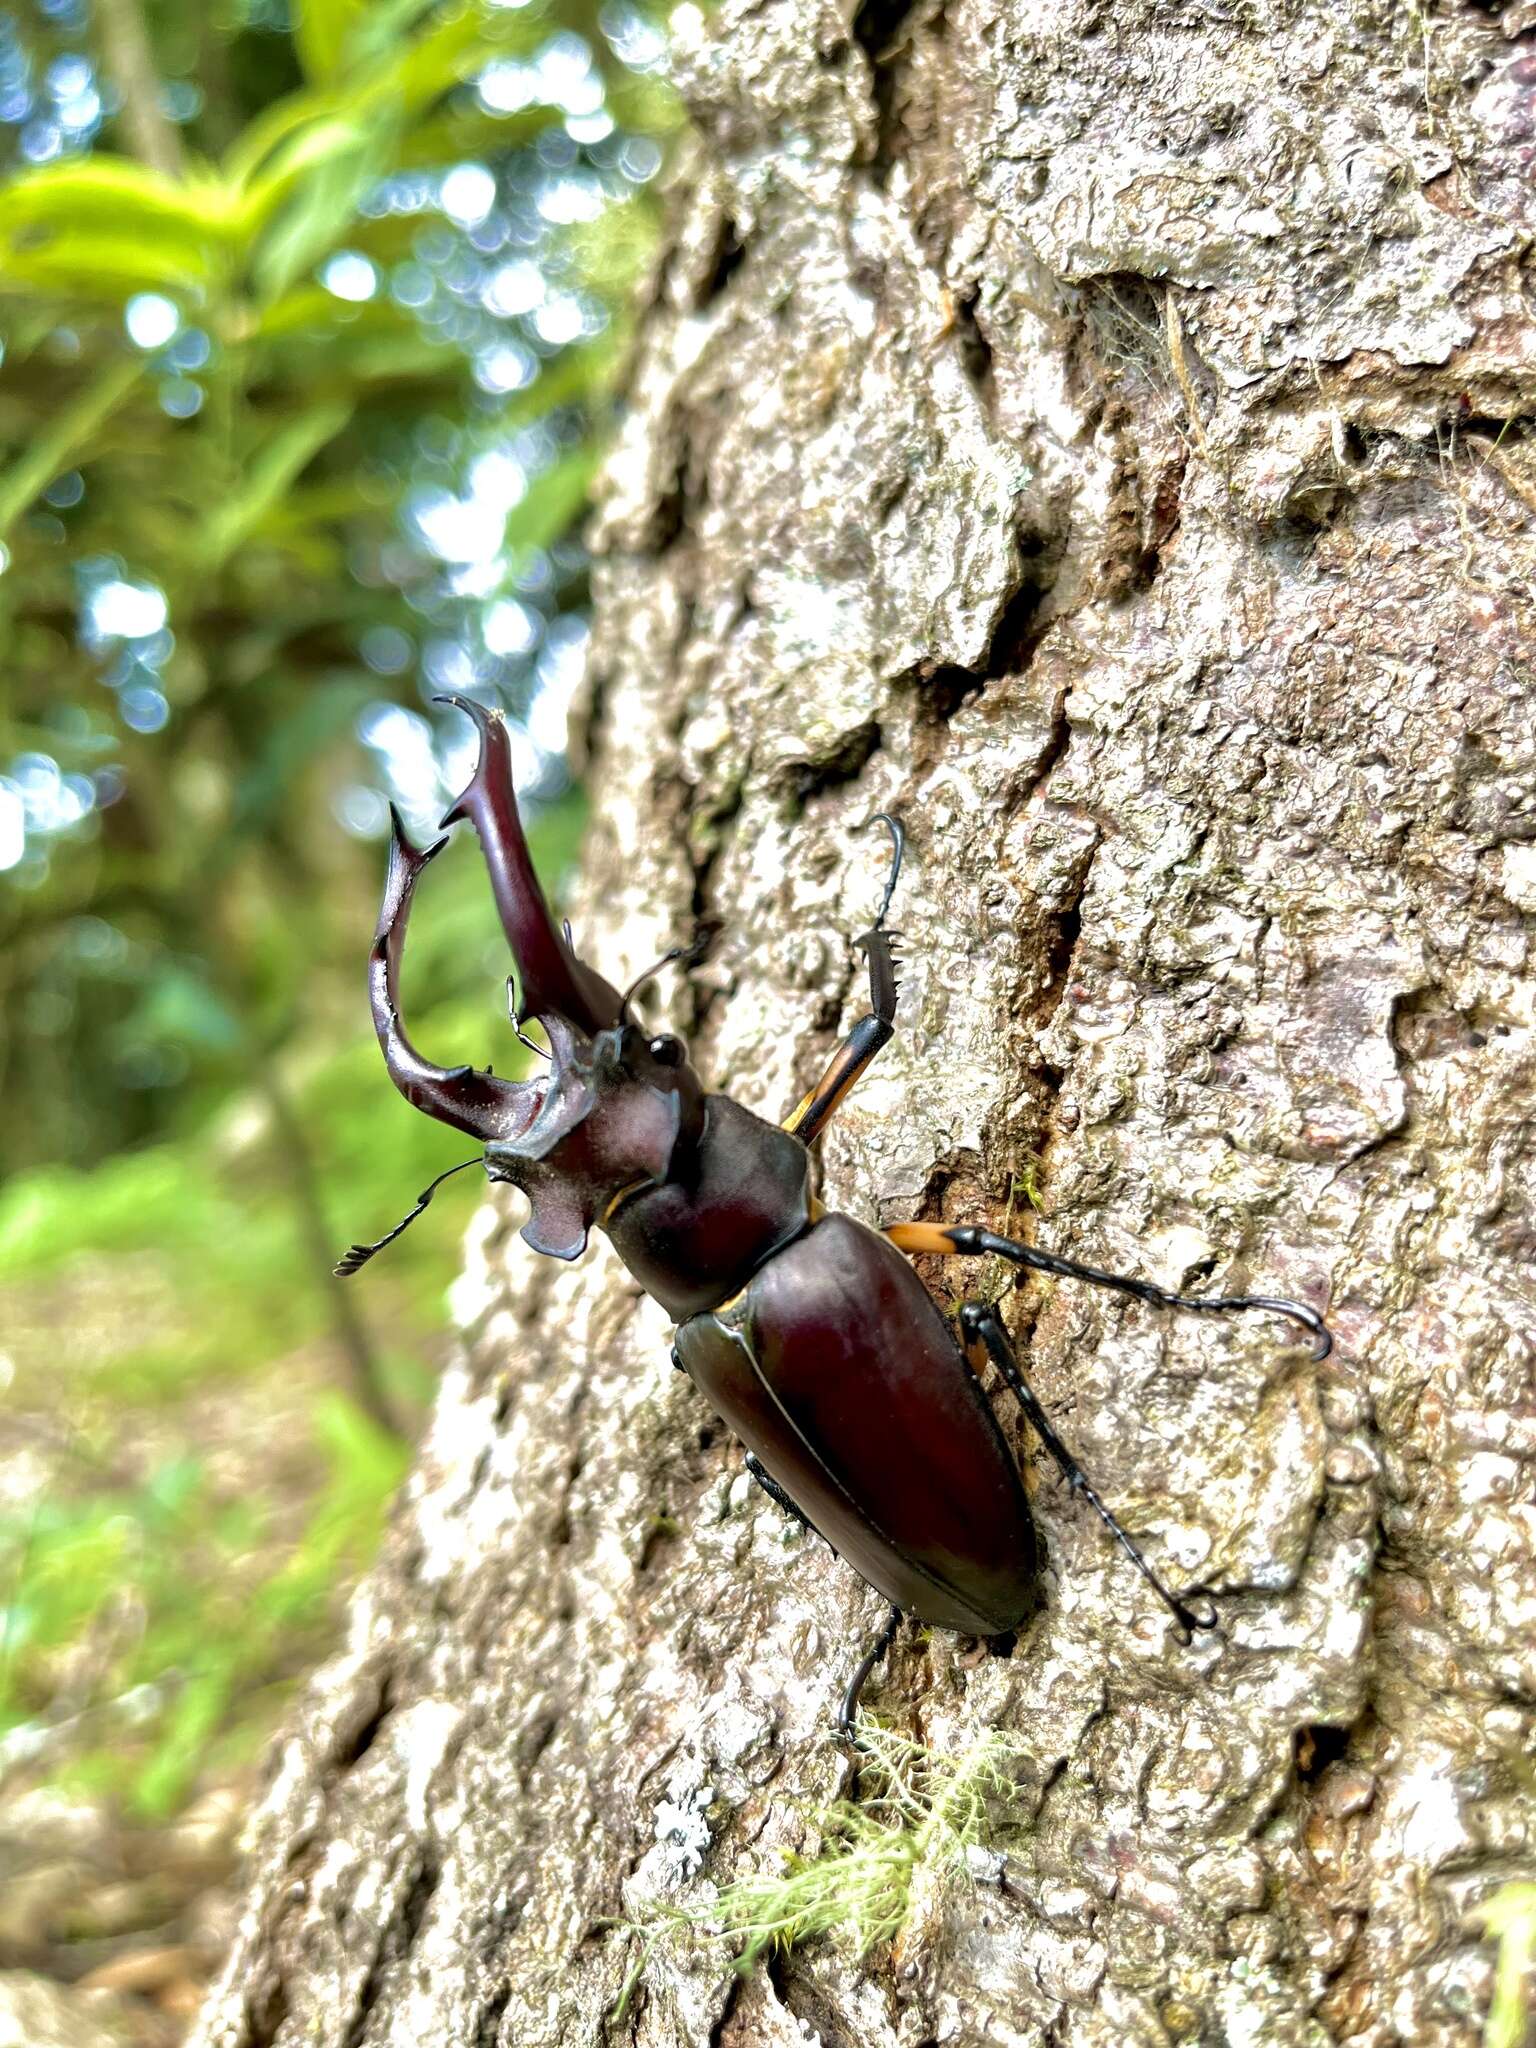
349;695;705;1273
482;1014;704;1257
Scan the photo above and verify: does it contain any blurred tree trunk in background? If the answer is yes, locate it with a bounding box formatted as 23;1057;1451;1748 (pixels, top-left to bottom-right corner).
193;1;1536;2043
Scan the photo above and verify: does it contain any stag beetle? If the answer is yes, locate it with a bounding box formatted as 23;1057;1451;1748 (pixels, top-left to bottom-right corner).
340;696;1333;1727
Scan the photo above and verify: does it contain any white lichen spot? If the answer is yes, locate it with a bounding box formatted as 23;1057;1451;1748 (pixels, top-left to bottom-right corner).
1493;838;1535;909
264;1738;313;1840
707;1696;773;1766
1457;1453;1521;1506
1153;1222;1218;1280
1397;1754;1470;1868
727;1469;754;1513
653;1776;715;1882
317;1836;356;1888
1161;1521;1214;1571
1322;1596;1368;1660
965;1844;1007;1886
397;1699;464;1833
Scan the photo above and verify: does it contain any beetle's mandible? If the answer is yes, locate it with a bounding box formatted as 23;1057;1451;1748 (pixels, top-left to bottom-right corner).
340;696;1334;1727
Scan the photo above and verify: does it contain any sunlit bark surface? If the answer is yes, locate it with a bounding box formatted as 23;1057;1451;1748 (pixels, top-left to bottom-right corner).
195;3;1536;2042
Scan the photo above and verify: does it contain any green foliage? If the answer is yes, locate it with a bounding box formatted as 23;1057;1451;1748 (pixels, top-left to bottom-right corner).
0;0;676;1172
612;1726;1030;2019
0;791;584;1814
0;4;622;307
0;0;672;1835
1475;1883;1536;2048
2;1397;407;1818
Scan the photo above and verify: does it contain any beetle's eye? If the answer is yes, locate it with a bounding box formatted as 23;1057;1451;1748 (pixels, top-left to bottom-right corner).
648;1035;685;1067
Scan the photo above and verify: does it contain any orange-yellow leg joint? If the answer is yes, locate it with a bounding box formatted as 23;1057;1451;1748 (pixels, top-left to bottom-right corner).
885;1221;963;1257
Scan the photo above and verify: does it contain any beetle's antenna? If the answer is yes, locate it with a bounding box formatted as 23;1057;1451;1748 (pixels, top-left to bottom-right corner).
334;1157;484;1277
617;946;685;1025
505;977;550;1061
863;811;904;930
616;926;716;1025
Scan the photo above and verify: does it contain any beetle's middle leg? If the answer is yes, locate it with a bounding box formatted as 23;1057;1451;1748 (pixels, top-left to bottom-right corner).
886;1221;1333;1359
745;1451;813;1531
782;814;904;1145
957;1300;1217;1643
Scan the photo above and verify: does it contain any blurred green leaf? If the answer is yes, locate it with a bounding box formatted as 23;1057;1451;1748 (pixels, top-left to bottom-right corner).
221;82;351;191
0;157;240;254
381;4;532;117
0;357;142;544
199;402;355;569
250;126;394;302
0;0;677;1833
0;235;212;299
233;116;372;238
293;0;372;83
504;445;602;561
121;966;244;1055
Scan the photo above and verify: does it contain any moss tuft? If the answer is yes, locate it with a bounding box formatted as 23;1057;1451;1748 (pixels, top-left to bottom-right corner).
611;1724;1028;2018
1474;1882;1536;2048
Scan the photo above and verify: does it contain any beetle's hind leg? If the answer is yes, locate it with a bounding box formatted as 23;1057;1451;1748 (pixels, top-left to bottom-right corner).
837;1602;904;1739
957;1300;1217;1643
783;814;905;1145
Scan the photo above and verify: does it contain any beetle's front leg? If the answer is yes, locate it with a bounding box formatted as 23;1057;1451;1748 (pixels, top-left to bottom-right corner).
782;815;904;1145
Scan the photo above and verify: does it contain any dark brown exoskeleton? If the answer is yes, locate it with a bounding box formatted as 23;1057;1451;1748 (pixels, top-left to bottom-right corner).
341;696;1334;1727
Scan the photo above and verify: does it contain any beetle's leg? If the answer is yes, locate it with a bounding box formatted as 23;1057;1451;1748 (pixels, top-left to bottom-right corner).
958;1301;1218;1643
836;1602;903;1738
745;1452;813;1531
781;990;895;1144
885;1221;1334;1361
783;815;905;1144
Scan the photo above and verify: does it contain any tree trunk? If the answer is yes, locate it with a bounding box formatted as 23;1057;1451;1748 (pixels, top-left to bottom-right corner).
193;2;1536;2043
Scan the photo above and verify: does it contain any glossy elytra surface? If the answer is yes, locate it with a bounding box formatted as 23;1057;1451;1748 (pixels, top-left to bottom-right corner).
674;1214;1040;1634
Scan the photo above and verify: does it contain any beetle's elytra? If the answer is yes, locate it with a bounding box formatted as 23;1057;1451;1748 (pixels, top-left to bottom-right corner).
341;695;1333;1727
674;1213;1040;1636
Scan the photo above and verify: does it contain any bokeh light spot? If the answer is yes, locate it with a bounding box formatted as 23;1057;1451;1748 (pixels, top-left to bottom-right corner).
159;378;204;418
440;162;497;227
360;625;413;674
120;685;170;733
87;577;169;641
334;784;390;837
0;783;24;870
322;250;378;302
125;293;179;350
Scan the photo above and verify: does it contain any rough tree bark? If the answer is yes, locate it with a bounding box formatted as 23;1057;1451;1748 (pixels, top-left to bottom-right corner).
194;2;1536;2043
